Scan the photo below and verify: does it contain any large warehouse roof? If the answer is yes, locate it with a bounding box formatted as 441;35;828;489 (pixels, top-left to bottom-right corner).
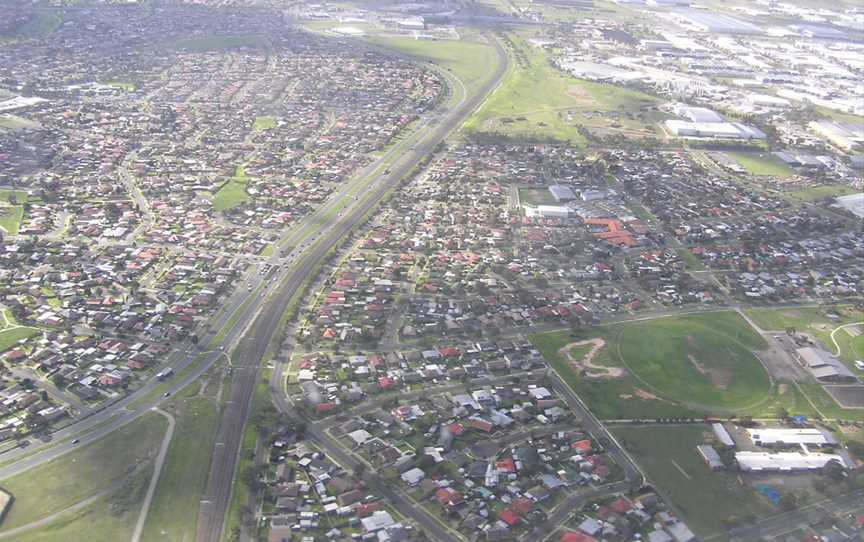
736;451;847;472
746;427;837;447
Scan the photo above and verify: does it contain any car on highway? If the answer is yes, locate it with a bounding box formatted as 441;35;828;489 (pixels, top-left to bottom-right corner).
72;439;79;444
163;392;171;397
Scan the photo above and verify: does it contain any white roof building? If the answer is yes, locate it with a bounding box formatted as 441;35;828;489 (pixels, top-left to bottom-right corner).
361;511;396;532
736;451;848;472
712;423;735;447
673;104;725;123
665;120;766;139
347;429;373;446
524;205;573;219
746;427;837;447
400;467;425;486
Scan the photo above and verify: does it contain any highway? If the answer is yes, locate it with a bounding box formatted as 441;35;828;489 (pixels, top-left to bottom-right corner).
196;35;510;542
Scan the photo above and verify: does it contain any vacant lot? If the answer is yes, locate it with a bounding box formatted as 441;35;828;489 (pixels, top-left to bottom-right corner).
0;205;23;235
532;312;772;418
8;469;150;542
253;115;276;132
518;187;557;206
0;414;167;531
212;165;250;211
140;397;219;542
464;34;660;144
368;36;498;96
0;326;39;353
789;184;857;202
612;425;774;537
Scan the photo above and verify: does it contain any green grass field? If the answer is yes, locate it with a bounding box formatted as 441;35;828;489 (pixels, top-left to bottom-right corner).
9;469;150;542
616;313;770;410
676;248;705;271
0;205;24;234
518;187;557;206
788;184;857;202
253;116;276;132
368;36;498;96
212;165;250;211
0;189;29;204
798;381;864;422
140;398;219;542
725;151;792;177
0;326;39;352
106;82;135;92
531;312;772;419
612;425;774;537
463;34;660;144
0;10;62;41
0;414;167;531
0;114;41;130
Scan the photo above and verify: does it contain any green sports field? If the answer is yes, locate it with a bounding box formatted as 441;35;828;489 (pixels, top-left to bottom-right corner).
725;151;792;177
531;311;773;419
616;313;770;410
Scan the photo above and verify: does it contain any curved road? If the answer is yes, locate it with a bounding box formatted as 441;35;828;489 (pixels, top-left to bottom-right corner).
196;35;510;542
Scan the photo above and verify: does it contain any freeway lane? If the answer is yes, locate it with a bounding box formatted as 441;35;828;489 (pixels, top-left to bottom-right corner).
197;36;509;542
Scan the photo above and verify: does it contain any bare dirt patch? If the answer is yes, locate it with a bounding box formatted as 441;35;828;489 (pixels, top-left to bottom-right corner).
559;338;624;379
620;388;673;404
566;85;598;107
687;354;731;389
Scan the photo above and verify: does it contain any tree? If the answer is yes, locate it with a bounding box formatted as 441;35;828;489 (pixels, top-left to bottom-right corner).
779;492;798;511
776;406;789;421
822;459;845;481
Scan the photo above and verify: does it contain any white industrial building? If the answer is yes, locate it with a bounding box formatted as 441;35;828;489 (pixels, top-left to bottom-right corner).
672;104;725;123
745;427;837;447
524;205;573;219
809;121;864;152
736;451;847;472
665;120;766;139
712;423;735;448
834;193;864;219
